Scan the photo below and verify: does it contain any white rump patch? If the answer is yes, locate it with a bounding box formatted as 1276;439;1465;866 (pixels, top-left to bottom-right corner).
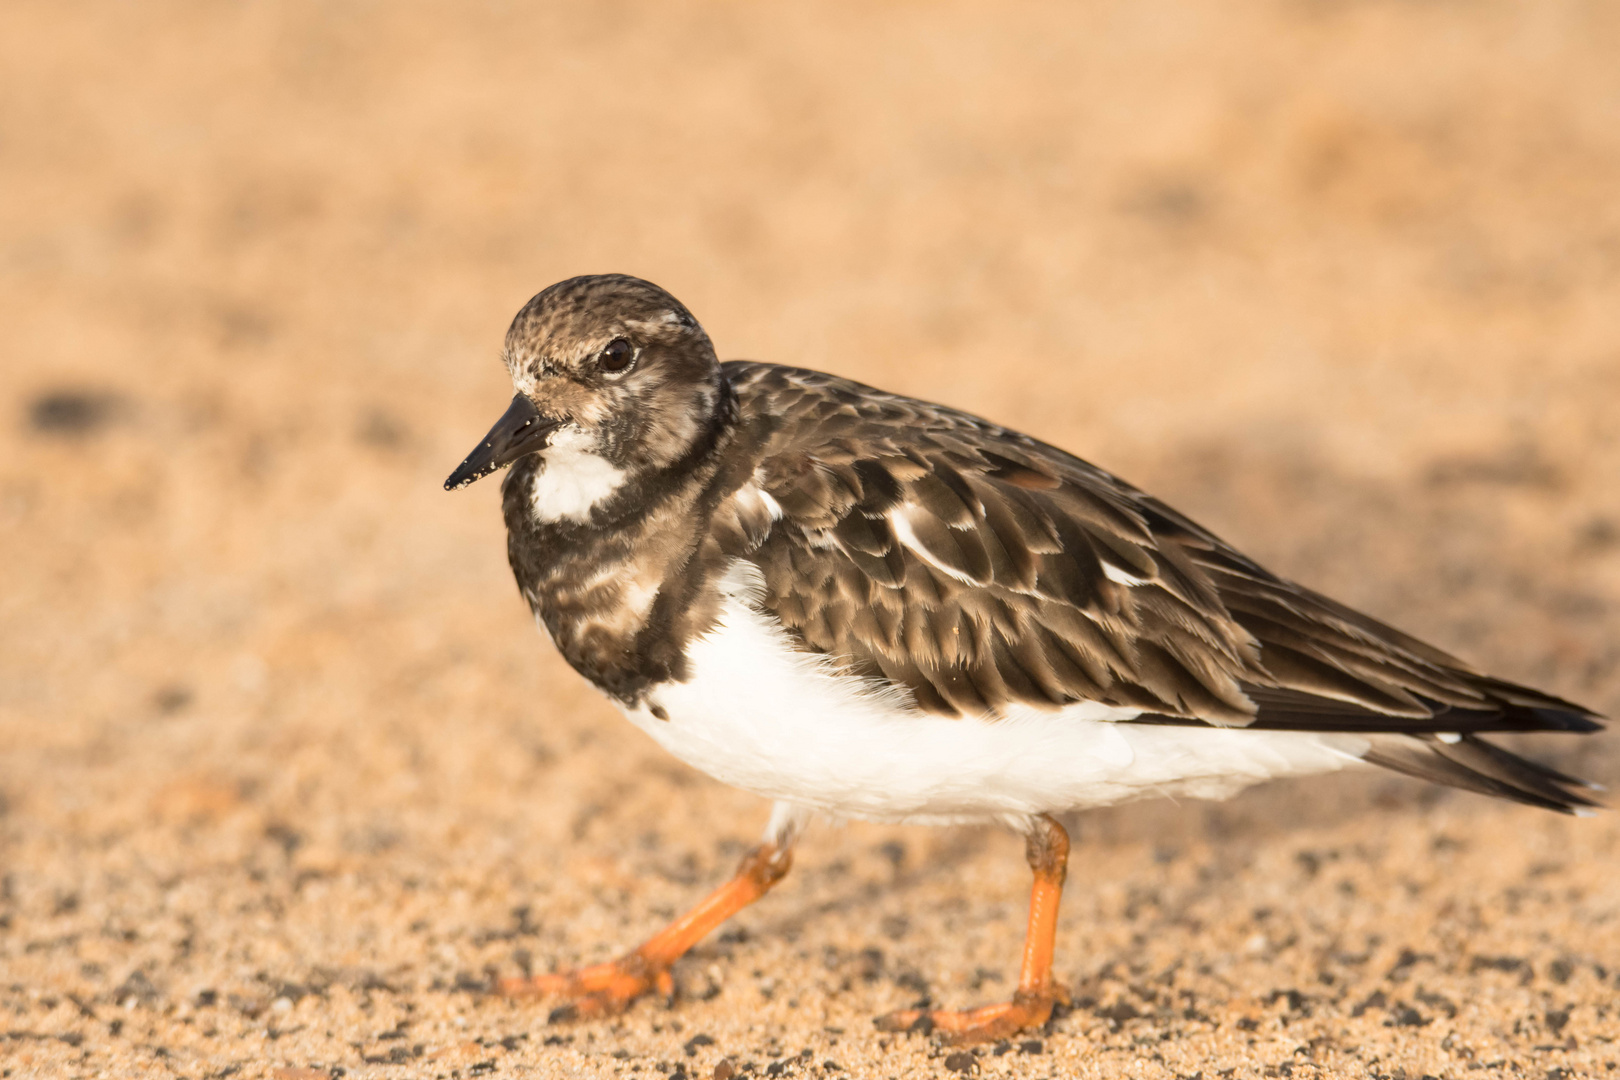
529;426;628;523
617;559;1370;826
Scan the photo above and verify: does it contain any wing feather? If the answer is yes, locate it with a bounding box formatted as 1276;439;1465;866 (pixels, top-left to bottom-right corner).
716;362;1604;755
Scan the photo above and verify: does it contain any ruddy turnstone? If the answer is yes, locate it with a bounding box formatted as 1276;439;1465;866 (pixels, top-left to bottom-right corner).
445;274;1604;1045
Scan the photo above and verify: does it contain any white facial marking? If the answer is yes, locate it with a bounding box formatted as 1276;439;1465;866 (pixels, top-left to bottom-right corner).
529;426;628;523
623;311;686;331
620;576;660;620
506;370;530;397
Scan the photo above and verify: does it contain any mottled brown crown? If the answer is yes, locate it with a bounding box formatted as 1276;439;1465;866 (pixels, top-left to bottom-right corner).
502;275;725;472
504;274;708;376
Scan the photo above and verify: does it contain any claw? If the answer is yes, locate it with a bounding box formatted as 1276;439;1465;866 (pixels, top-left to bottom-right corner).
496;972;570;998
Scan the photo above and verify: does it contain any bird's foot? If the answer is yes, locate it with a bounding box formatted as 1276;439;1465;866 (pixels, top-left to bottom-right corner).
874;984;1069;1046
497;952;674;1021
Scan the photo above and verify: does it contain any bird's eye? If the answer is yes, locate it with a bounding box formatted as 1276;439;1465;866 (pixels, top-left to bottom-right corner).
598;338;636;374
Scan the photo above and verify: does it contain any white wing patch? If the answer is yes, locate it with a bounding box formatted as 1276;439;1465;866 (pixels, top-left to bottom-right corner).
888;506;983;586
735;482;783;524
1102;562;1147;587
755;487;783;521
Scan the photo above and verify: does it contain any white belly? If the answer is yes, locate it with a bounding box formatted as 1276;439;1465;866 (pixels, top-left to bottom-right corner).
620;562;1370;825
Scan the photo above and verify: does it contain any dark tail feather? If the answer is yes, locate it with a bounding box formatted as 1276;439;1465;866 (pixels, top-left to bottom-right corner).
1362;733;1604;815
1472;676;1608;734
1224;685;1605;735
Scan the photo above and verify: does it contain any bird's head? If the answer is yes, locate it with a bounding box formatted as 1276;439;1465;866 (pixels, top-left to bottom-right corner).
444;274;724;499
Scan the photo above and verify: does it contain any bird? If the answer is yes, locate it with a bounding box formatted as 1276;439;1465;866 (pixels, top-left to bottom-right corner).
444;273;1604;1045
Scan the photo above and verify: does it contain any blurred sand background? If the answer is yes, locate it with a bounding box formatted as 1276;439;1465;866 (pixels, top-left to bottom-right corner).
4;2;1620;1077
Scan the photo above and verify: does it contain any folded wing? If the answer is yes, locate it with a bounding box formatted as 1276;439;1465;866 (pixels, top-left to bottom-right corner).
714;363;1604;812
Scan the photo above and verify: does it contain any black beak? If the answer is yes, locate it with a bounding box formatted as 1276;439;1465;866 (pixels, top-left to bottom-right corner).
444;394;561;491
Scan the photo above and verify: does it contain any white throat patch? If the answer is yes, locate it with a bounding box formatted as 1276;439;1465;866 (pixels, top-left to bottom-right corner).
529;426;628;523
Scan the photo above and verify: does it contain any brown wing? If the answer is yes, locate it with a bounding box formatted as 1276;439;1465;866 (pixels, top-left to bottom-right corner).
718;362;1602;742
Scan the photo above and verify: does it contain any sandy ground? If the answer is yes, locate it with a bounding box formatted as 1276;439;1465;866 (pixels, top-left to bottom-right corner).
4;2;1620;1077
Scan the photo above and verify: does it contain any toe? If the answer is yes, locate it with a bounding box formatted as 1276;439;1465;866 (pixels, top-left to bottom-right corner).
499;955;668;1017
874;990;1057;1046
934;1008;1027;1046
548;989;632;1022
496;972;572;998
873;1008;934;1034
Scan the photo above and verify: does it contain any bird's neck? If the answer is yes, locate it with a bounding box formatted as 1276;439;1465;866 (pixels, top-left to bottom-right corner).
499;382;745;706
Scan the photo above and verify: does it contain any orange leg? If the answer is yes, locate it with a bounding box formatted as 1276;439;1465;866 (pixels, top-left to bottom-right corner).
499;841;792;1020
875;815;1071;1045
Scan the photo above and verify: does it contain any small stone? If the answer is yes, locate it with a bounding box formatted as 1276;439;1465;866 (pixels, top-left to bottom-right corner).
1386;1005;1427;1027
27;390;124;436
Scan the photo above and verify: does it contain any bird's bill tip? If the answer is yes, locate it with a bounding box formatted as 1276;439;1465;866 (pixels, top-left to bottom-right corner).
444;394;558;491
